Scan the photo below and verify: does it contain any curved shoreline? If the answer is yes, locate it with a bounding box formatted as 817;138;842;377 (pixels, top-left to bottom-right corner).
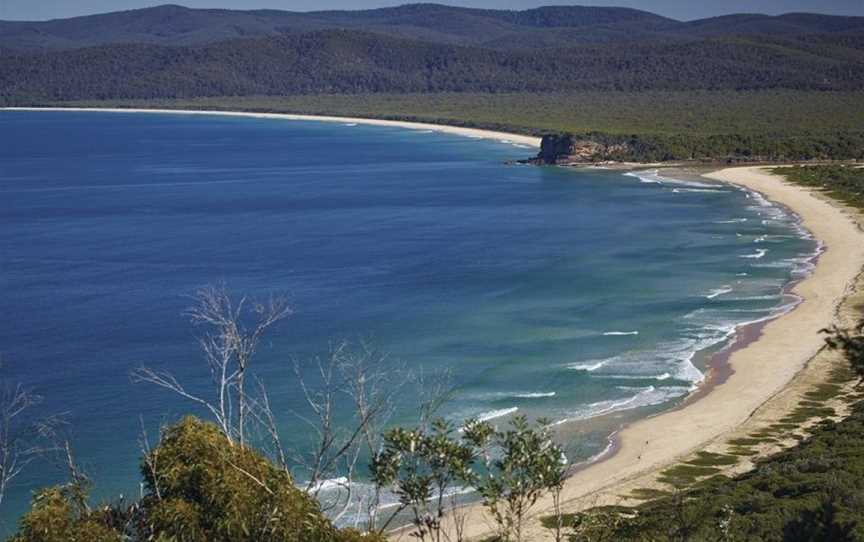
0;107;543;149
419;166;864;541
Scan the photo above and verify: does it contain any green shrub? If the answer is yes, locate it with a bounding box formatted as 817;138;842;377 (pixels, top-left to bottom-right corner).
9;417;385;542
10;487;123;542
140;416;377;542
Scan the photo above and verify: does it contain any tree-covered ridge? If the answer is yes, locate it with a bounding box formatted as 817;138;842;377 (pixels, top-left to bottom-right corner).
2;29;864;105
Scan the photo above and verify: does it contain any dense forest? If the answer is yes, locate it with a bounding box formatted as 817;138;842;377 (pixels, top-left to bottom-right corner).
2;30;864;103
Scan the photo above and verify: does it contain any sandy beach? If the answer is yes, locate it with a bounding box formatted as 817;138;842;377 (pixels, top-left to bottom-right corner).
1;107;543;149
394;165;864;540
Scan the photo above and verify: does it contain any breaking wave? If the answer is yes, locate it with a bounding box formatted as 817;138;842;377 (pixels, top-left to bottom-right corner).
740;249;768;259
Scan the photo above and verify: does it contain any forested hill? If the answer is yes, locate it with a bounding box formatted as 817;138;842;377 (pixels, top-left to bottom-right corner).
2;29;864;102
2;3;864;52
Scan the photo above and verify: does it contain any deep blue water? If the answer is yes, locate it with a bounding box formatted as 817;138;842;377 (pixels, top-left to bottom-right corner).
0;111;816;528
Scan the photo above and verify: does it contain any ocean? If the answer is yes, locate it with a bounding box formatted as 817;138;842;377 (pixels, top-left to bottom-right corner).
0;111;817;528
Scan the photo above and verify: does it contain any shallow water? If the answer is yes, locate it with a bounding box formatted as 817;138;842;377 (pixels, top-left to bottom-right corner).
0;112;816;528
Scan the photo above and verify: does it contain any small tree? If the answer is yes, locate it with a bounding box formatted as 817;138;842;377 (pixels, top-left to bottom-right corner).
371;419;477;541
10;485;124;542
541;450;568;542
472;416;566;542
10;442;133;542
823;321;864;387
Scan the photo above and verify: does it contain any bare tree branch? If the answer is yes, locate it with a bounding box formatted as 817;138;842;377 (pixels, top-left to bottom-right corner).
0;367;62;510
133;283;291;447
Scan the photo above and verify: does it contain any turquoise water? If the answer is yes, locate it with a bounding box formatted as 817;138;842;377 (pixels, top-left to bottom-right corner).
0;111;816;527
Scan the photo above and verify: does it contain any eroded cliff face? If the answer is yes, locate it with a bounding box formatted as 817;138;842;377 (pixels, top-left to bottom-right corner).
528;133;633;164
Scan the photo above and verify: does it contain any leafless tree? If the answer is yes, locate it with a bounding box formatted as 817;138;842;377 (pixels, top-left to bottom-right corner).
414;367;455;428
0;363;62;510
132;283;292;447
138;416;163;502
285;340;402;527
131;284;447;530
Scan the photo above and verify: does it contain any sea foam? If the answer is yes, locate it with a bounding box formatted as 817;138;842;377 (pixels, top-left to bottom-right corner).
740;249;768;259
553;385;691;426
476;407;519;423
705;286;733;299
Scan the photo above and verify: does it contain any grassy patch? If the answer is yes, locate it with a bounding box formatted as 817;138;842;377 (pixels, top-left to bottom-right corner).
658;464;722;487
727;437;764;447
728;448;760;457
629;487;672;501
804;384;844;402
685;452;739;467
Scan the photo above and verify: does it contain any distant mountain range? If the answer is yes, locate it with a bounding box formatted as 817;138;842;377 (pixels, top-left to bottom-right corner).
3;3;864;51
1;4;863;102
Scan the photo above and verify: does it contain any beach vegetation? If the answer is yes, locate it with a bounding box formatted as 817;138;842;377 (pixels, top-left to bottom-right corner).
823;322;864;388
628;487;671;501
657;465;723;488
560;398;864;541
685;452;740;468
778;166;864;210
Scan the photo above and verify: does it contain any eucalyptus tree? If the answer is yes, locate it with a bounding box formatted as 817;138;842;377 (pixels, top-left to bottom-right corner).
469;415;567;542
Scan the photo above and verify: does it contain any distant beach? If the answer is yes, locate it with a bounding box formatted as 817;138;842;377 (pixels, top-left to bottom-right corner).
1;106;543;149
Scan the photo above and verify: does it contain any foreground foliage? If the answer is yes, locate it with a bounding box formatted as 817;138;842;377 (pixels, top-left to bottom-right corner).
371;415;566;542
10;417;383;542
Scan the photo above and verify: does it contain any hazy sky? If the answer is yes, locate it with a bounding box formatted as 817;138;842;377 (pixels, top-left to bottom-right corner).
2;0;863;22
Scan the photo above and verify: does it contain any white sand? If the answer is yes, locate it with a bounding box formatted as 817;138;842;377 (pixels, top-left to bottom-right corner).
0;107;542;149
